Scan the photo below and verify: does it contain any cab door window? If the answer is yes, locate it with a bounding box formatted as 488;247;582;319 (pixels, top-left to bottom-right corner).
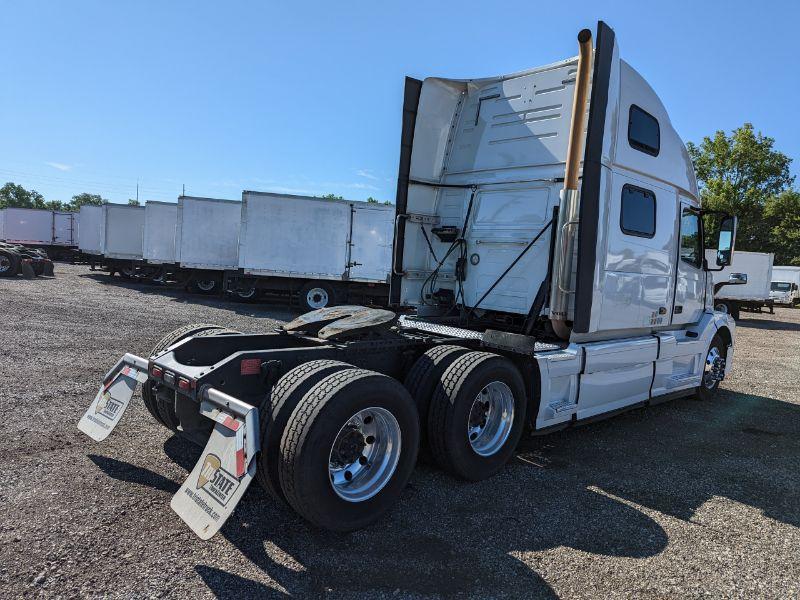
679;208;702;268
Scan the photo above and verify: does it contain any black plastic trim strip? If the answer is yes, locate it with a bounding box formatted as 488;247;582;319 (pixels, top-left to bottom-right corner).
390;77;423;306
573;21;615;333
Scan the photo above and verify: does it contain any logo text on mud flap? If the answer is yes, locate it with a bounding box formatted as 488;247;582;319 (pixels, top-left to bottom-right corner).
94;391;124;420
196;453;240;507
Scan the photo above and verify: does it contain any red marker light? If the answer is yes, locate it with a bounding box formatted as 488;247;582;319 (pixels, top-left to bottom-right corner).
178;377;192;391
150;366;163;379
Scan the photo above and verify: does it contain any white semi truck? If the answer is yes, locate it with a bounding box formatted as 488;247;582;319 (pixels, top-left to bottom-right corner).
231;191;393;309
79;22;738;539
770;266;800;306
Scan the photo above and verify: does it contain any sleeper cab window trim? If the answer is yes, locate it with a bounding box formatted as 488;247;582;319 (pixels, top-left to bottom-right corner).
628;104;660;156
620;184;656;238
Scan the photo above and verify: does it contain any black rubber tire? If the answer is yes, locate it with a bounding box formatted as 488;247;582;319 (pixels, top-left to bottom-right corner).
279;369;420;532
299;281;336;311
696;334;726;401
141;323;228;429
428;351;527;481
256;360;355;503
0;250;20;277
190;276;220;295
32;261;45;276
403;345;470;451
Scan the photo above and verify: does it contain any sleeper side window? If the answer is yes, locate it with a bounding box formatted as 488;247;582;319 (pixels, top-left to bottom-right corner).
679;208;702;268
628;105;660;156
620;185;656;238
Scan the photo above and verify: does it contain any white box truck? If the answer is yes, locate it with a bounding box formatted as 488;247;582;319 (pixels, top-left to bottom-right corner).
78;205;104;259
770;265;800;306
99;204;145;278
143;201;178;266
80;22;741;540
231;191;393;308
0;207;78;258
707;250;774;319
175;196;241;294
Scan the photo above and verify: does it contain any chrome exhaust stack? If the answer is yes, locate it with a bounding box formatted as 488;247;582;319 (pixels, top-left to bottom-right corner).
550;28;593;340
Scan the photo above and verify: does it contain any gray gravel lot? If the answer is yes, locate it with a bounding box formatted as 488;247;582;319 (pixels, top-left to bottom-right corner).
1;263;798;599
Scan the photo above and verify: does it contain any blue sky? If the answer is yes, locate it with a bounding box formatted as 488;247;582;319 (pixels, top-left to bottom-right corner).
1;0;798;204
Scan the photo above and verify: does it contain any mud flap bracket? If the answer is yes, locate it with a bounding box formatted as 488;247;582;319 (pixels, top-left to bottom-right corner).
77;353;149;441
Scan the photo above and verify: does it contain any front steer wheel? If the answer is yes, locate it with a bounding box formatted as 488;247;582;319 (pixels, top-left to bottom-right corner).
279;369;419;532
696;334;726;401
428;351;527;481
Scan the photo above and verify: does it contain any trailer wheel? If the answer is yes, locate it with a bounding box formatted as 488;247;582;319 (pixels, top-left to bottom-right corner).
235;286;258;301
428;351;526;481
119;264;135;279
696;334;726;401
256;360;354;502
300;281;335;311
141;323;232;429
190;276;219;294
279;369;419;532
404;345;470;452
0;250;20;277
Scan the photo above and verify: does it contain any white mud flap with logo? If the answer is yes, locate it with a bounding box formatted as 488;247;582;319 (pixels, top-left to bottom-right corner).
170;387;260;540
78;353;149;441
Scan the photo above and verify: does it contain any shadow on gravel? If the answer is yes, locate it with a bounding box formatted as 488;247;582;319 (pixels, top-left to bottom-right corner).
735;317;800;332
86;388;800;598
79;272;298;320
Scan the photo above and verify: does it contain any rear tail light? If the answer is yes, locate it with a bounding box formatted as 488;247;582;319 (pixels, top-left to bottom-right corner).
177;377;193;391
150;366;163;379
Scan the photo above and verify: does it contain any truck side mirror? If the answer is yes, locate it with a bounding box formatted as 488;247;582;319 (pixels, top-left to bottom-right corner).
715;215;737;267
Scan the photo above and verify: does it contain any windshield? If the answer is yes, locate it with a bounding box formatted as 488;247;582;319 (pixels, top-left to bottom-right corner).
771;282;791;292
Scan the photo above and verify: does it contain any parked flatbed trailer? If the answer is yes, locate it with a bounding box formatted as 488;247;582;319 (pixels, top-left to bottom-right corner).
79;22;739;539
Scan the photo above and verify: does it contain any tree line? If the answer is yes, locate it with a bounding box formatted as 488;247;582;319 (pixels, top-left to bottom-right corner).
0;184;142;211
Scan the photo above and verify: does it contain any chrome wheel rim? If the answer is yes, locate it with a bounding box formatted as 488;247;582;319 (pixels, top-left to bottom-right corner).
197;279;216;292
0;256;10;273
328;407;401;503
306;287;329;309
467;381;515;457
714;303;728;314
703;346;725;389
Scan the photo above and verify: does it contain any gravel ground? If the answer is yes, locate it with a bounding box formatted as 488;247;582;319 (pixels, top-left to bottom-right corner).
0;263;798;599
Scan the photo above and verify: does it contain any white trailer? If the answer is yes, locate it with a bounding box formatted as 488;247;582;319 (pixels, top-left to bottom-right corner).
232;191;393;308
174;196;241;294
78;205;104;257
143;201;178;265
80;23;740;539
770;266;800;306
98;204;145;277
0;208;53;245
707;250;773;318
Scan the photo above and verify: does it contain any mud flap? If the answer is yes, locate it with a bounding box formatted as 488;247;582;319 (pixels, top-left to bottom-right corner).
170;388;259;540
77;354;149;441
20;259;35;278
43;261;54;276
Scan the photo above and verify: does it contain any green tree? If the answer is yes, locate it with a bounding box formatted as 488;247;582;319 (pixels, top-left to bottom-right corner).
366;196;379;203
0;182;46;209
67;192;105;211
127;198;140;206
45;200;65;211
320;193;343;200
687;123;794;252
764;190;800;265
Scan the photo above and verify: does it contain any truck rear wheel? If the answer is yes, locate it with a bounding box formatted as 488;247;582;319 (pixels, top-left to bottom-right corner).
279;369;419;532
0;250;20;277
404;345;470;452
428;351;526;481
190;276;220;295
142;323;233;429
256;360;354;502
696;334;726;401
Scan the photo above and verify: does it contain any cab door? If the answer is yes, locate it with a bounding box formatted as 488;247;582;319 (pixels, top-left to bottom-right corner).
672;200;705;325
